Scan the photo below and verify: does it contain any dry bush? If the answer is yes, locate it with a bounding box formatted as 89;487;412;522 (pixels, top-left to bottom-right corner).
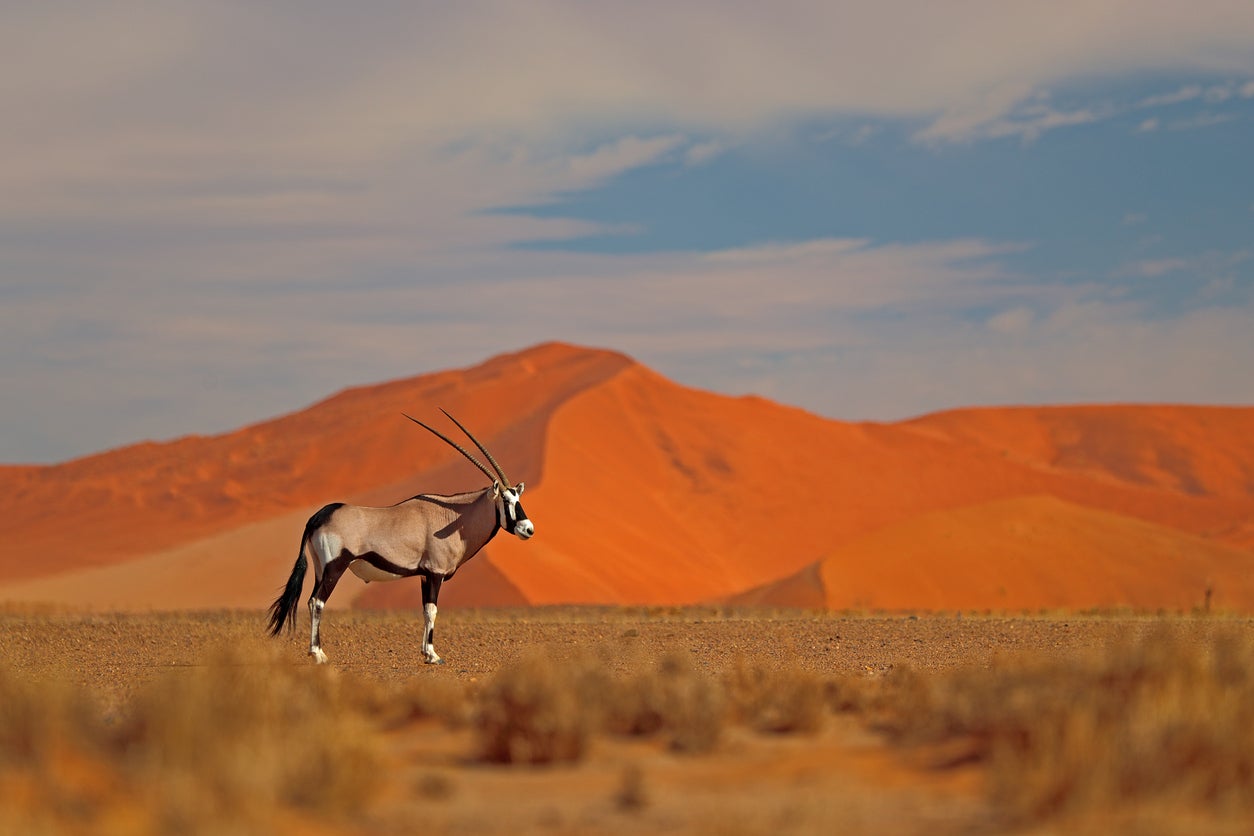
475;649;727;763
119;637;383;828
0;666;123;834
724;659;826;734
474;650;600;764
0;637;390;833
601;651;727;753
359;673;471;730
0;666;106;767
873;625;1254;823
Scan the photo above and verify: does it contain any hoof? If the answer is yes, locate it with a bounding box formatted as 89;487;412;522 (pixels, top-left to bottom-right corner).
310;648;329;665
424;656;445;666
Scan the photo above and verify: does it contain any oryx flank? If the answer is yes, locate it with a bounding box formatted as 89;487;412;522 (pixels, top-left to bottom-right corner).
267;410;533;665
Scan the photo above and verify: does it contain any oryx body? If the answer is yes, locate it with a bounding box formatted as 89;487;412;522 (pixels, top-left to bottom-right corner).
267;411;533;664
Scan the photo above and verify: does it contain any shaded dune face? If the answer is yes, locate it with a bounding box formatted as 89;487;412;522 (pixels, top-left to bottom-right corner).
2;343;1253;612
736;496;1254;612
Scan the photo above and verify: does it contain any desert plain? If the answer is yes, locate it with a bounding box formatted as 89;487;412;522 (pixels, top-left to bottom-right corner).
4;344;1254;834
5;606;1254;835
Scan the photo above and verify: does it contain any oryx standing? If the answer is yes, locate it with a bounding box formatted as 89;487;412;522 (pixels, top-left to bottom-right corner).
267;410;534;664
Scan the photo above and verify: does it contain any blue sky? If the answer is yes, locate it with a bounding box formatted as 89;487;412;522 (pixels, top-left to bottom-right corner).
2;2;1252;462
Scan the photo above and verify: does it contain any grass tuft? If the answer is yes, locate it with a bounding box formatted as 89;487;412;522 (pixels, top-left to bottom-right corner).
474;651;597;764
601;651;727;753
871;625;1254;823
725;659;827;735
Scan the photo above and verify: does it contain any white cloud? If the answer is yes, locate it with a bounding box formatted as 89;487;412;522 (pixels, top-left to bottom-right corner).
1121;258;1191;278
702;238;870;265
1136;117;1161;133
913;83;1037;144
683;140;726;166
564;135;685;184
986;307;1036;334
917;87;1100;144
1116;250;1251;280
1204;84;1233;103
1167;112;1236;130
1139;85;1203;107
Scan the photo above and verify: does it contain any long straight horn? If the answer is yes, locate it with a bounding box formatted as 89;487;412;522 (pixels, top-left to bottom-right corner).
403;413;498;484
439;408;512;487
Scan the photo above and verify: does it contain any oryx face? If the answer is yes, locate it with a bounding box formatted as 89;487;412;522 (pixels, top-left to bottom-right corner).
498;482;534;540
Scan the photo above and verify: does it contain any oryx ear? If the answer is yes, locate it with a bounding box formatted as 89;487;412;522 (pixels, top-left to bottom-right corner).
514;482;525;495
492;481;502;497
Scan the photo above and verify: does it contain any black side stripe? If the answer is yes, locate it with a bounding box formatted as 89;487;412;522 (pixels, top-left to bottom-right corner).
342;549;421;577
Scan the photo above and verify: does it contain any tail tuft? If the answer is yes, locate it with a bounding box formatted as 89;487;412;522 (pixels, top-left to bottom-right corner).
267;552;307;636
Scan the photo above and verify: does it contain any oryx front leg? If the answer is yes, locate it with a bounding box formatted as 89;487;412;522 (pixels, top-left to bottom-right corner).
421;574;445;665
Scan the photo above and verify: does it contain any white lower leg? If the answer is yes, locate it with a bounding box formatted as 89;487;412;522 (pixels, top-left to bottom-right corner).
309;598;328;664
422;602;442;664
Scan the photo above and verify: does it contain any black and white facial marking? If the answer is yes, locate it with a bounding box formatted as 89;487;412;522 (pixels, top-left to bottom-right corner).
498;482;534;540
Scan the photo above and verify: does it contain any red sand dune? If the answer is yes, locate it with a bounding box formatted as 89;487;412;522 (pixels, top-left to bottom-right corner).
2;343;1252;612
733;495;1254;612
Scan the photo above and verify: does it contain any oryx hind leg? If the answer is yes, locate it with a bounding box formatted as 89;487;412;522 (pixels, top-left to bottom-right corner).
421;574;445;665
308;549;349;665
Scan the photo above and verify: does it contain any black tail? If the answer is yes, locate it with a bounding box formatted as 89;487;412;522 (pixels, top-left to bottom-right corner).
267;550;307;636
268;502;344;636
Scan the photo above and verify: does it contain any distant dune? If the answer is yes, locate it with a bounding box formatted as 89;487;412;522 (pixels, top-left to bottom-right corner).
733;495;1254;612
3;343;1252;612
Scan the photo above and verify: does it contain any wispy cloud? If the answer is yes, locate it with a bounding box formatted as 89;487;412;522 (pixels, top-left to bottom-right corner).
564;135;686;184
986;306;1036;335
1167;112;1236;131
683;140;727;167
1116;250;1251;280
1120;258;1192;278
1139;85;1204;108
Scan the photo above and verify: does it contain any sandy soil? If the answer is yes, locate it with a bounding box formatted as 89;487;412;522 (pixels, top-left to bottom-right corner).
1;606;1203;835
2;605;1130;704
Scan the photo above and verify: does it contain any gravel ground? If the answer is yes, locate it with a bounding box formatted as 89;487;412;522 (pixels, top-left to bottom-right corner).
2;605;1170;709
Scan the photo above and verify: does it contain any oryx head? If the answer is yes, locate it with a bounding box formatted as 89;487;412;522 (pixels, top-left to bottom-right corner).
404;409;535;540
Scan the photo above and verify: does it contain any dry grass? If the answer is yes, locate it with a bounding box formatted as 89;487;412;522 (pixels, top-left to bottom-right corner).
474;651;599;764
868;624;1254;825
724;659;827;734
0;637;392;833
4;610;1254;833
474;648;728;762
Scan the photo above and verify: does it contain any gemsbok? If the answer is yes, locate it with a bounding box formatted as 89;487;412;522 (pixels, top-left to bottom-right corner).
267;410;534;664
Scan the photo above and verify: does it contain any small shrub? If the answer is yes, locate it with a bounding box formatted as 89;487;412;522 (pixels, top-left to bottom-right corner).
120;638;383;824
378;676;471;729
475;651;597;764
873;626;1254;823
602;652;726;753
0;638;386;832
725;660;826;734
